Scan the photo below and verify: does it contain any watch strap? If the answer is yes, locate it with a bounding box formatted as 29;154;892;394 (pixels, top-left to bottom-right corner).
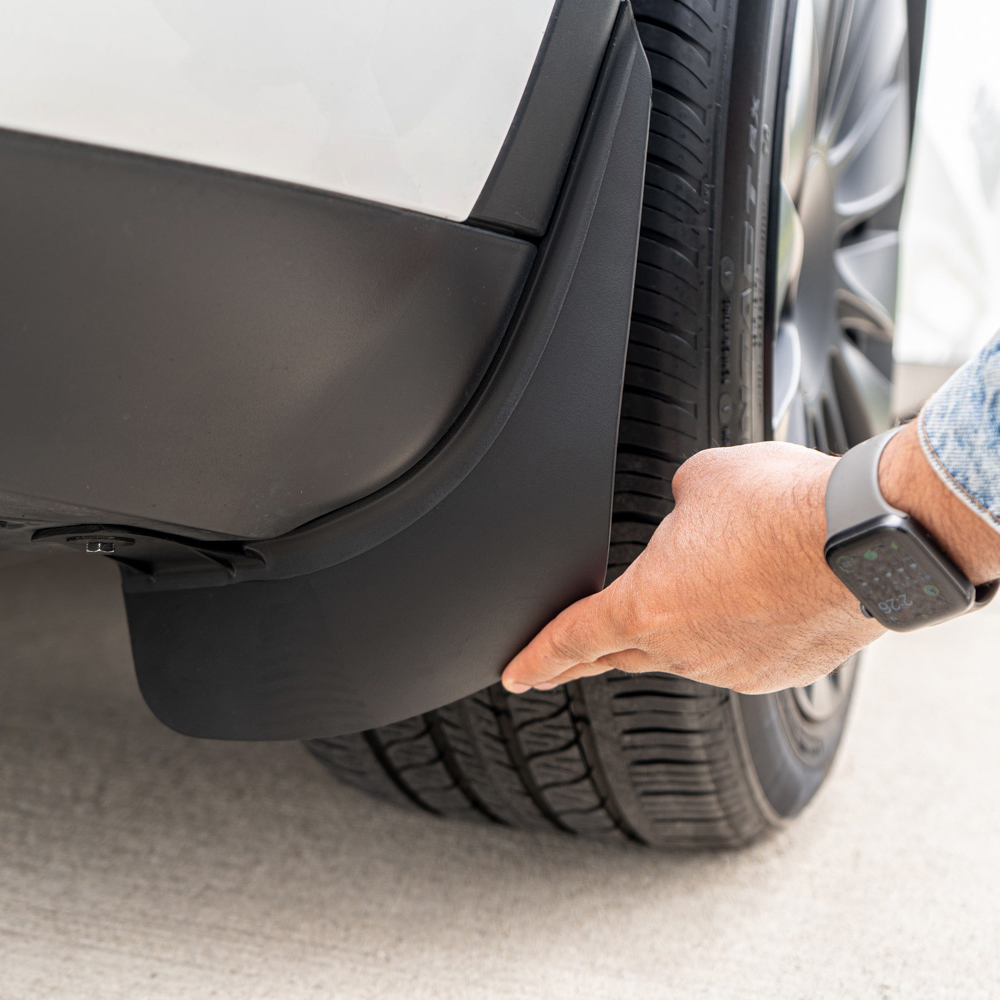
974;579;1000;607
824;427;904;539
826;425;999;620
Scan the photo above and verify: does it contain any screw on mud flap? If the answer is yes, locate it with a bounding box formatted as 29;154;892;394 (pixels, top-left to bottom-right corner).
65;535;135;554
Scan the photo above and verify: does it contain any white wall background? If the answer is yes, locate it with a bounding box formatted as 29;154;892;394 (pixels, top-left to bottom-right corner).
896;0;1000;366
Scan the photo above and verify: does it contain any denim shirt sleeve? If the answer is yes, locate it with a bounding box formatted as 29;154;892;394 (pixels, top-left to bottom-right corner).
919;328;1000;534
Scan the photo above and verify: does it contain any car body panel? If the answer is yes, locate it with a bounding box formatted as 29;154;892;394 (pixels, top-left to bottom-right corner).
0;0;559;220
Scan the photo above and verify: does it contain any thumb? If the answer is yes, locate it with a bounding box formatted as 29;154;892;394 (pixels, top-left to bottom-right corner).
501;576;636;693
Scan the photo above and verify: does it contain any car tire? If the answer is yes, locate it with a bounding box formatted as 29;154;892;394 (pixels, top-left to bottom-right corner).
307;0;917;847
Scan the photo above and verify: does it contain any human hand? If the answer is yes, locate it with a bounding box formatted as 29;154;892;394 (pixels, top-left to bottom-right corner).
502;441;884;695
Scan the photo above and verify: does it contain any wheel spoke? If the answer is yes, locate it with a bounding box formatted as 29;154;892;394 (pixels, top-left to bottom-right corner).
817;0;858;134
821;0;873;142
782;0;821;200
821;381;849;454
777;183;805;311
831;80;909;226
830;337;893;446
809;0;835;72
831;0;908;146
775;390;809;446
772;320;802;431
820;0;907;147
834;230;899;339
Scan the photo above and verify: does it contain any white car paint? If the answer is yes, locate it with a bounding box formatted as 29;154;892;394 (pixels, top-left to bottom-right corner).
0;0;556;221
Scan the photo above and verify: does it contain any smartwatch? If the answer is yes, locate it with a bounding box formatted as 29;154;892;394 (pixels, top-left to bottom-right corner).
824;427;999;632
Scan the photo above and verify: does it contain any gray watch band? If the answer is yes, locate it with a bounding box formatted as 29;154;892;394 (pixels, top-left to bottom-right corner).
825;425;1000;616
825;427;904;539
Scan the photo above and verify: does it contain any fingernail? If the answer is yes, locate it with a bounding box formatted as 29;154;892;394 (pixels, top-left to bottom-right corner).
502;679;532;695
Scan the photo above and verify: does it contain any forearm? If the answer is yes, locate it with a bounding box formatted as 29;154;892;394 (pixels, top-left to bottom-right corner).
879;330;1000;587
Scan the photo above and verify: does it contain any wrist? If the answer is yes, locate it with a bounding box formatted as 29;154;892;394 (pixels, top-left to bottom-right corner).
878;420;1000;585
796;451;881;620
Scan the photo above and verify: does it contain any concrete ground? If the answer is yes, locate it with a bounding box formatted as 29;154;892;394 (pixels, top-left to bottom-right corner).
0;551;997;1000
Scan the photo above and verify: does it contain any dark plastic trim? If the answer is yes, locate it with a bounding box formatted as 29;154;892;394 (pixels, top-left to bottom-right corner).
469;0;620;238
0;128;533;541
125;8;652;740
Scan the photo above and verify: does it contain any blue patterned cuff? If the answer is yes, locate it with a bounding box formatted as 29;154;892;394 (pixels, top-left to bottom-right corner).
918;329;1000;534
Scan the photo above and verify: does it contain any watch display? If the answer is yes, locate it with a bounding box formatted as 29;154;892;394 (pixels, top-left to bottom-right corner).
825;516;975;631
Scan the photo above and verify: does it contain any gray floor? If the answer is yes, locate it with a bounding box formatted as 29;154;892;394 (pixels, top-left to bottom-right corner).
0;552;997;1000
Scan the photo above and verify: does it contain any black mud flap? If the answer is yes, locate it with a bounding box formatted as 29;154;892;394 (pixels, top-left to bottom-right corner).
123;7;652;740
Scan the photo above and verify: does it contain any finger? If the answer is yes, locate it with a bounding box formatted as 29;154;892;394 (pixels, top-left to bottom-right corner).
532;661;611;690
532;648;654;690
501;577;637;693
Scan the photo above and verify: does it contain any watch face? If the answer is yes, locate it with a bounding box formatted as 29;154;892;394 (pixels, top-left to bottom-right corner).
826;519;974;630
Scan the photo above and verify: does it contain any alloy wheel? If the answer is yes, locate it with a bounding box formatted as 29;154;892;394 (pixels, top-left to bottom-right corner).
770;0;912;721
